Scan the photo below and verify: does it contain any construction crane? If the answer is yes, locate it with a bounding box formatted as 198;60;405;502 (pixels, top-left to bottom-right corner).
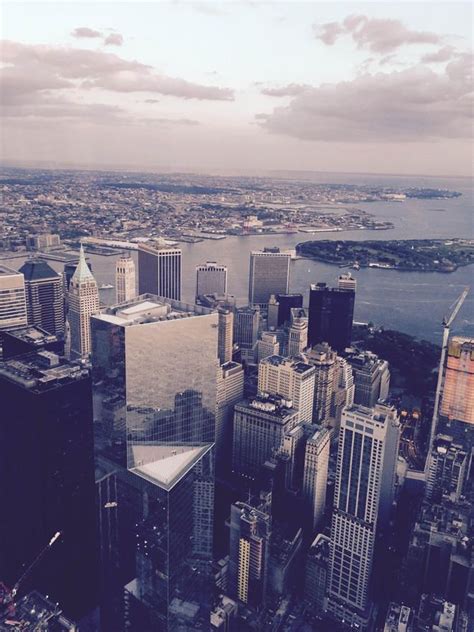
1;531;62;610
425;286;469;473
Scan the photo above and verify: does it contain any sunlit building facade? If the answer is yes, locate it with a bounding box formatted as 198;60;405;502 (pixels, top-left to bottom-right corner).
440;337;474;425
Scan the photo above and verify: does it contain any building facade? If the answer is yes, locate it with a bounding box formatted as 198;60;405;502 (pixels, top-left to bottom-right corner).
440;337;474;425
308;282;355;353
19;258;64;336
306;343;337;425
138;242;182;301
195;261;227;300
68;245;100;358
116;253;136;304
248;249;291;308
302;426;331;531
218;308;234;365
0;264;27;333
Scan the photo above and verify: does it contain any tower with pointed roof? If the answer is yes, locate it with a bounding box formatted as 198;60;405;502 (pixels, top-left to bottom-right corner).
68;245;99;358
19;258;64;336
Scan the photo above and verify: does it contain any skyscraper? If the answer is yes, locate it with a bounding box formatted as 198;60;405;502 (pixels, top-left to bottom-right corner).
138;242;182;300
440;337;474;425
218;308;234;365
0;351;98;620
19;258;64;336
302;426;330;531
338;272;357;291
255;331;280;363
195;261;227;300
68;245;99;358
306;343;337;425
115;253;136;304
287;308;308;356
258;355;316;424
327;403;400;630
216;361;244;476
0;264;27;333
233;306;260;362
346;350;390;408
91;295;219;630
308;282;355;353
248;248;291;308
276;293;303;326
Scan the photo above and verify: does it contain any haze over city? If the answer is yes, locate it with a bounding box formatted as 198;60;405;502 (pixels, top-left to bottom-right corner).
1;1;473;176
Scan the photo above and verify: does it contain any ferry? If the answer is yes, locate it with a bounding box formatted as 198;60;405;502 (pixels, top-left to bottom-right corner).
99;283;114;290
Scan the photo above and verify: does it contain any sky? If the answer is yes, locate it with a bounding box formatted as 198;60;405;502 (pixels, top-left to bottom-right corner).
1;1;473;176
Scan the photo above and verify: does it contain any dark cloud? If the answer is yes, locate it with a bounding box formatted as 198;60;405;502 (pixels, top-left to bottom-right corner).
0;39;234;115
261;83;311;97
71;27;102;39
314;15;442;53
104;33;124;46
258;64;472;143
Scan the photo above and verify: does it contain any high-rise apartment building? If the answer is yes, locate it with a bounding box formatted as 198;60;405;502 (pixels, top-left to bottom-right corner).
91;295;219;630
308;282;355;353
218;308;234;365
0;264;27;333
302;426;330;530
138;241;182;300
248;248;291;308
232;395;298;479
0;351;98;620
258;355;316;424
327;403;400;630
306;343;337;425
346;350;390;408
440;337;474;425
19;258;64;336
216;361;244;476
68;245;100;358
229;499;272;608
196;261;227;300
276;293;303;326
115;253;136;304
287;308;308;356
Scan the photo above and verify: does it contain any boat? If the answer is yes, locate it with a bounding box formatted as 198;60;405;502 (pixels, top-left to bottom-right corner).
99;283;114;290
352;262;360;270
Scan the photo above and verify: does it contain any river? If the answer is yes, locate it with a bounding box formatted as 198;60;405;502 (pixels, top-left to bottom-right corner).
3;173;473;343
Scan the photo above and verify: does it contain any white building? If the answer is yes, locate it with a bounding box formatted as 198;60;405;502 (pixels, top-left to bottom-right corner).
115;253;136;304
195;261;227;300
68;245;100;358
303;426;331;530
0;264;27;333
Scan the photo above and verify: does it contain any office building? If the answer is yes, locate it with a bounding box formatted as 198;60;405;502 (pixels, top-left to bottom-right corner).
68;245;100;358
218;308;234;365
302;426;330;530
267;294;279;329
138;241;182;300
383;602;413;632
248;248;291;308
26;233;61;251
91;295;219;630
210;595;238;631
331;356;355;427
233;306;260;354
306;343;337;425
229;499;271;608
304;534;330;614
308;282;355;353
232;395;298;479
2;325;63;359
338;272;357;292
216;361;244;476
346;350;390;408
276;293;303;326
327;404;400;630
115;253;136;304
19;258;64;336
64;257;92;292
0;590;76;631
0;351;98;620
255;331;280;363
440;337;474;425
196;261;227;300
0;264;27;332
426;434;468;503
287;308;308;356
258;355;316;424
268;526;303;597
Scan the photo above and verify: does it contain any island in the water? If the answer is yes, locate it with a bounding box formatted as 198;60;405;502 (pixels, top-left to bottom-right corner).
297;238;474;272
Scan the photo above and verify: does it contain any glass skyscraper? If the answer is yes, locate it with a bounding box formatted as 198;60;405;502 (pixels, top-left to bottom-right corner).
308;282;355;353
91;294;219;631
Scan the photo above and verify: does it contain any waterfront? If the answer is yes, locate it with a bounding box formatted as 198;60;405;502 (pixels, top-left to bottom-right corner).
3;174;473;344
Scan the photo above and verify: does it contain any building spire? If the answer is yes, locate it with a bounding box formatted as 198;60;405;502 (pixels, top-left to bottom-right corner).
71;243;95;283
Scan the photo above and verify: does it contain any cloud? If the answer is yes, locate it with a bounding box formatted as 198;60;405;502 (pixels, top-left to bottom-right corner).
144;98;160;104
314;15;442;53
257;63;473;143
0;39;234;117
104;33;124;46
72;27;102;39
261;83;311;97
421;45;457;63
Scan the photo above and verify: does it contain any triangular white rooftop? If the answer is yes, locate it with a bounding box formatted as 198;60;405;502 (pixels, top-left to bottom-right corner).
130;444;212;490
71;244;95;283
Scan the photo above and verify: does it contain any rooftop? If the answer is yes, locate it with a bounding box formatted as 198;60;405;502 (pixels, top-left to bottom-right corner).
0;590;76;631
236;393;296;419
3;325;59;346
260;354;315;374
19;258;60;281
0;352;89;392
0;264;23;277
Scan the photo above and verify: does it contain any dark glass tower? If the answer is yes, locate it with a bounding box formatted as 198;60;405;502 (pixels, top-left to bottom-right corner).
307;283;355;353
18;259;64;336
276;293;303;326
0;351;98;621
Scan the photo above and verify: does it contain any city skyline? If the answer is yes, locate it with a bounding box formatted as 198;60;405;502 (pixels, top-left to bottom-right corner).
1;2;472;177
